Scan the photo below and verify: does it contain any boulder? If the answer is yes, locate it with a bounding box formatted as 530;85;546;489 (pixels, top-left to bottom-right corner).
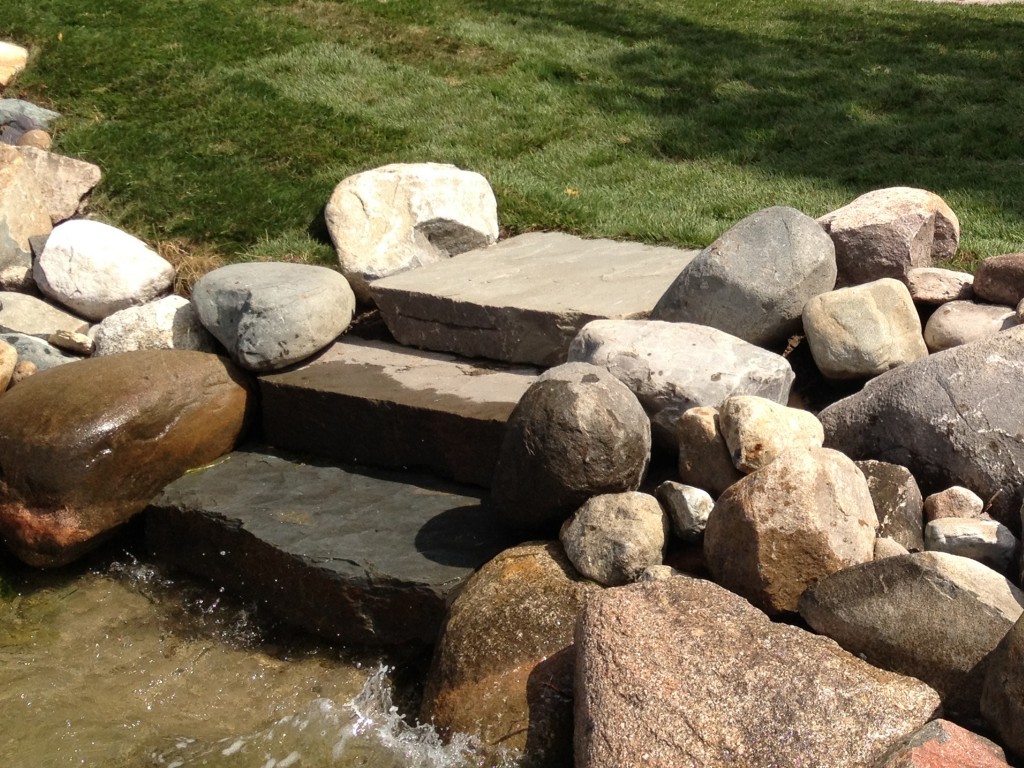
820;328;1024;529
560;492;667;586
819;187;960;287
0;291;89;337
924;518;1018;574
567;319;794;434
800;551;1024;722
676;406;743;497
0;145;51;291
192;262;355;371
873;720;1009;768
718;395;824;473
651;206;837;346
982;610;1024;760
875;537;910;559
924;486;984;522
491;363;651;535
973;253;1024;307
906;266;974;305
0;332;78;370
802;278;928;379
704;446;877;615
326;162;498;301
422;542;600;767
0;42;28;86
0;350;251;566
0;100;60;131
91;295;218;356
857;460;925;552
655;481;713;542
923;300;1017;352
16;146;102;223
575;577;940;768
34;220;174;321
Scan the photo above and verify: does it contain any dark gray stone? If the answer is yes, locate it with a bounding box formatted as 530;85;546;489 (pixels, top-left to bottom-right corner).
856;460;925;552
146;447;516;648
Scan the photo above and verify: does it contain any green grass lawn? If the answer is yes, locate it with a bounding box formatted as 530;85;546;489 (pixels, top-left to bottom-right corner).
3;0;1024;273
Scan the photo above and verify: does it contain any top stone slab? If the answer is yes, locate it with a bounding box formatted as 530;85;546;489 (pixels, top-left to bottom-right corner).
370;232;698;366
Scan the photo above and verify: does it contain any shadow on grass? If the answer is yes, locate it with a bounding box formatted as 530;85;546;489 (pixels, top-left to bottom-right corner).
468;0;1024;220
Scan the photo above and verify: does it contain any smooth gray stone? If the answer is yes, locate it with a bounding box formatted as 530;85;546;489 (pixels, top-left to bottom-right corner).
260;338;538;487
146;447;515;649
370;232;698;366
0;332;78;369
0;99;61;130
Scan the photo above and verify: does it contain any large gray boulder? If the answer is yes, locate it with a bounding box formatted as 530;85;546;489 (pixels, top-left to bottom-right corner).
704;446;877;615
567;319;794;437
575;577;940;768
820;327;1024;530
326;162;498;301
192;262;355;371
491;363;651;535
651;206;837;347
800;551;1024;722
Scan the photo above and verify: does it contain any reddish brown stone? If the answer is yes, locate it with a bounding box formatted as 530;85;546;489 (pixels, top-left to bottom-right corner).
0;350;251;565
973;253;1024;307
874;719;1008;767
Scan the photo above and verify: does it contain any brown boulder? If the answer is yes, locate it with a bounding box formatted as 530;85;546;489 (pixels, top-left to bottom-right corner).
0;350;251;566
973;253;1024;308
873;719;1009;768
422;542;600;766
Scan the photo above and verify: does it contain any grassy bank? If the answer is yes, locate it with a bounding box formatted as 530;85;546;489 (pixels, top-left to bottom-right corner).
3;0;1024;272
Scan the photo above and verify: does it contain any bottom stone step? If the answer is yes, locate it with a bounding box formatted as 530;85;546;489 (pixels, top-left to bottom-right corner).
145;447;515;649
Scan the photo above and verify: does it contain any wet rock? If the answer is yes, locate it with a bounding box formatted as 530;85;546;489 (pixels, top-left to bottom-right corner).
326;162;498;301
371;232;696;366
491;363;650;535
422;542;600;766
575;577;940;768
820;328;1024;529
16;146;102;223
819;187;960;287
924;486;984;522
147;448;513;648
973;253;1024;308
34;220;174;321
655;481;712;542
875;536;910;559
261;338;537;487
924;300;1018;353
718;395;824;473
704;446;877;615
0;145;51;291
91;295;218;356
800;551;1024;722
192;262;354;371
802;278;928;379
857;460;925;552
924;518;1018;574
874;719;1009;768
651;206;837;346
560;492;667;586
0;350;251;566
982;610;1024;760
0;291;89;337
906;267;974;305
0;332;77;370
567;319;794;432
676;406;743;497
0;42;28;86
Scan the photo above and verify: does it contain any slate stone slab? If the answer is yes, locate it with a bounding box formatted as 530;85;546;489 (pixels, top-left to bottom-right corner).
260;339;538;486
146;447;515;648
370;232;698;366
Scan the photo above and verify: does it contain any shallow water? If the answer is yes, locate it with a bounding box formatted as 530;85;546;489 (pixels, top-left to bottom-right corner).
0;554;517;768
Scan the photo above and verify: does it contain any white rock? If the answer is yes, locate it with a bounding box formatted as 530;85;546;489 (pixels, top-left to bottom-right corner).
676;406;744;498
34;220;174;320
0;42;28;87
655;481;713;542
90;295;218;356
325;163;498;301
925;518;1018;574
47;330;94;356
718;395;825;473
906;267;974;305
923;300;1018;352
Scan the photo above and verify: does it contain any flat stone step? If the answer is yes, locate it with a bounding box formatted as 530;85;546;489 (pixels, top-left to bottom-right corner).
370;232;698;366
260;338;538;487
146;447;515;649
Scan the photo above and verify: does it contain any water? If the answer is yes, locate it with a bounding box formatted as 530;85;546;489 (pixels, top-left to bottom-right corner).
0;553;519;768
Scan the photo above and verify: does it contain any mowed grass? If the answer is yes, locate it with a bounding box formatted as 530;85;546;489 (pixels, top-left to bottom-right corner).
3;0;1024;272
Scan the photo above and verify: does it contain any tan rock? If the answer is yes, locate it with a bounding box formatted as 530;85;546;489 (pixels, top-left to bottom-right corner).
8;359;36;387
422;542;600;767
906;266;974;304
875;536;910;559
16;129;51;150
0;145;52;290
704;446;877;614
718;395;824;472
982;610;1024;761
0;42;28;86
924;486;984;522
924;300;1018;352
973;252;1024;307
676;406;743;497
0;350;251;566
47;330;94;356
575;577;941;768
16;146;103;223
0;339;16;391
